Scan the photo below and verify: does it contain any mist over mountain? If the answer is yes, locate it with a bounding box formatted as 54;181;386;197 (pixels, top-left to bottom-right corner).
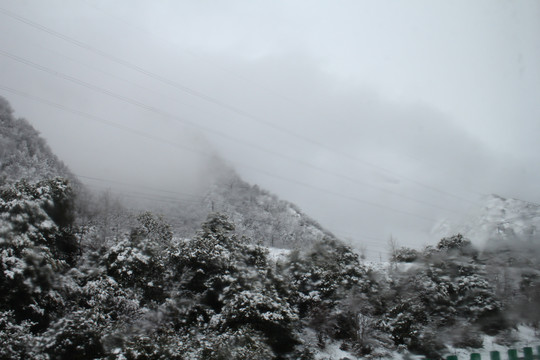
0;93;338;255
1;0;539;357
1;94;540;359
0;96;75;184
139;163;338;249
433;194;540;251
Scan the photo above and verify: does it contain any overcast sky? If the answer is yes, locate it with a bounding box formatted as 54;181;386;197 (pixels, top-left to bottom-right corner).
1;0;539;258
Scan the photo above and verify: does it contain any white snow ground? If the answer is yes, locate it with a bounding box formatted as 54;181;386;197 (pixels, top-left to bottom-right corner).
304;326;539;360
443;326;540;360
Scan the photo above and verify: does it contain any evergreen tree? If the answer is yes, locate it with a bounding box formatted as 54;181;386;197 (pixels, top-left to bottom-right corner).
0;178;78;330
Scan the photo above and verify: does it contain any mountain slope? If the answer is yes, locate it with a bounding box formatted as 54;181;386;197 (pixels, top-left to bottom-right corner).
0;96;75;184
142;163;338;250
433;194;540;249
0;95;336;250
203;168;337;248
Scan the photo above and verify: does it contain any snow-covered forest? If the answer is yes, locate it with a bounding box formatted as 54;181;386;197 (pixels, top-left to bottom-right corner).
1;95;540;360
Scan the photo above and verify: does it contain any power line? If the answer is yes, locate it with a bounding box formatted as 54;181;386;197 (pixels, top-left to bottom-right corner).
1;34;464;214
0;85;214;158
0;6;478;206
81;0;303;107
79;174;389;240
84;183;394;260
79;171;453;240
85;183;195;205
333;231;386;244
81;0;490;202
0;84;442;248
78;174;236;210
77;174;208;200
82;178;396;254
0;55;461;218
0;30;220;122
0;49;327;166
1;84;443;224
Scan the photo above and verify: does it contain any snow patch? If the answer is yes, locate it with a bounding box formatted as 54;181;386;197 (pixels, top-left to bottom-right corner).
266;247;291;262
432;194;540;249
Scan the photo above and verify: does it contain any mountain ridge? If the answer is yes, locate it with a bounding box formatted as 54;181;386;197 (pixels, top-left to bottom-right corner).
432;193;540;249
0;95;336;251
0;96;76;185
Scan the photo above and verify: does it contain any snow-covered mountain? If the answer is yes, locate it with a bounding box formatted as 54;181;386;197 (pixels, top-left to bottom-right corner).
433;194;540;249
3;96;540;359
0;96;76;185
204;168;337;248
148;163;338;250
0;95;337;252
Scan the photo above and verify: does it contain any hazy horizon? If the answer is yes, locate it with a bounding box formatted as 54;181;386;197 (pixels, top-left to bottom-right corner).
1;0;539;258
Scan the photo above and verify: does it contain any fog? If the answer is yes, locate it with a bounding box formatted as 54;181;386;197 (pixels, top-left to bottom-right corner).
1;0;539;257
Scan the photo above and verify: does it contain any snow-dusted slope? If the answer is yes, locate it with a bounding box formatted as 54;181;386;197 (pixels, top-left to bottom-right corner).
0;96;76;185
201;169;337;249
140;162;339;250
433;194;540;249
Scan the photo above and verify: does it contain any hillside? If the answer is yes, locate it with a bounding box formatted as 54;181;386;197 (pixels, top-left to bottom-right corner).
202;168;337;249
120;159;337;251
0;94;335;252
0;96;75;185
433;194;540;250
